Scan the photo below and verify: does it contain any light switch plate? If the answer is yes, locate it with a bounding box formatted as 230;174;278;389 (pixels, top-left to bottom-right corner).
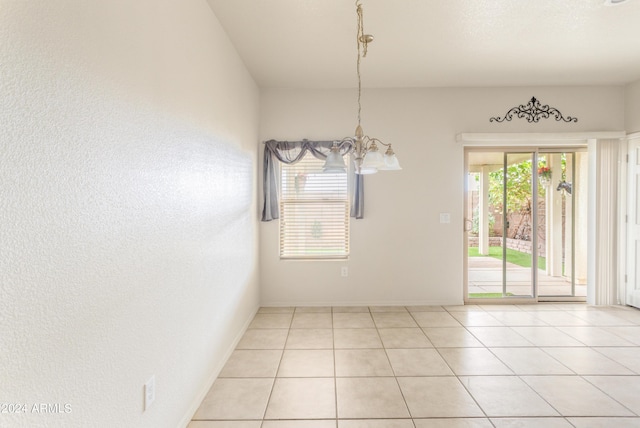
145;375;155;411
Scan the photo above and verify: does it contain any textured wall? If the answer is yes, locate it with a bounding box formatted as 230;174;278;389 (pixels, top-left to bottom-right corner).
626;79;640;133
0;1;259;427
259;86;624;306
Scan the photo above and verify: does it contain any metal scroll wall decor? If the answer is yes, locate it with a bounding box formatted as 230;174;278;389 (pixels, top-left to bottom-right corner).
490;97;578;123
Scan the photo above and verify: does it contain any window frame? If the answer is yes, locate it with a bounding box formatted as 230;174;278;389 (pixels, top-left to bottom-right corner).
278;153;350;260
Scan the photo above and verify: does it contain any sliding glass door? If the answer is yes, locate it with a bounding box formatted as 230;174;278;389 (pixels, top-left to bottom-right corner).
503;152;536;298
536;151;587;298
465;149;587;301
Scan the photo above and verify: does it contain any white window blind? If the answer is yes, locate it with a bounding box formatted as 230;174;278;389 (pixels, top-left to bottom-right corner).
280;153;349;259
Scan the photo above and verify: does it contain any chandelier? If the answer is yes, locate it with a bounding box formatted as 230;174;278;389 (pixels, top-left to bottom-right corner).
323;0;401;175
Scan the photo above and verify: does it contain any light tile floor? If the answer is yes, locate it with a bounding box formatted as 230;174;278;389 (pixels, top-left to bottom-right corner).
190;304;640;428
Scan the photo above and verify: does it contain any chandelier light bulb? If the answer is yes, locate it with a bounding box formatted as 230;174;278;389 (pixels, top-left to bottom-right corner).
323;143;347;173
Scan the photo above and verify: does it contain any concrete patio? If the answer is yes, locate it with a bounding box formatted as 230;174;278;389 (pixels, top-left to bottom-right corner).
468;256;587;298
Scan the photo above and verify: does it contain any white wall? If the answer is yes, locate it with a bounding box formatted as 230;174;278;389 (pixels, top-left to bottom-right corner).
0;1;259;427
259;86;624;306
626;79;640;133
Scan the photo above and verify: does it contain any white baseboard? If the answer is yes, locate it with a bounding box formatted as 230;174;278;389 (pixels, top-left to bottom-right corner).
177;305;260;428
259;300;463;307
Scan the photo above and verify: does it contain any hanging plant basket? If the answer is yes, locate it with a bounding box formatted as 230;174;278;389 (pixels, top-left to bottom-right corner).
538;166;552;187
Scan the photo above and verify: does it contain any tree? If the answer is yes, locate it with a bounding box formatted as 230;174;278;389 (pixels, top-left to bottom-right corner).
487;156;563;240
488;160;535;215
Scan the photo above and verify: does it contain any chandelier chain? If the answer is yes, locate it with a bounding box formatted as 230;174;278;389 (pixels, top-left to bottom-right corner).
356;1;365;128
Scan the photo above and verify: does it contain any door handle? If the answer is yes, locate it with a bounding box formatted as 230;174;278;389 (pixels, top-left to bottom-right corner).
464;218;473;232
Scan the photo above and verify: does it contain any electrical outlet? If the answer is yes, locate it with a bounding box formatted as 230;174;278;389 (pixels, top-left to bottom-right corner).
144;375;155;411
341;266;349;277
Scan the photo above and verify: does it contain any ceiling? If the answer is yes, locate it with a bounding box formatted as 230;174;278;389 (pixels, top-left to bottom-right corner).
206;0;640;89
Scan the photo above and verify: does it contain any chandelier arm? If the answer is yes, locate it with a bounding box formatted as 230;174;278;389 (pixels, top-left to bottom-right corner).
362;136;391;148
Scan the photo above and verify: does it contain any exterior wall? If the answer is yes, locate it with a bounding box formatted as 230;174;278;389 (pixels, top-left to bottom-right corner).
468;238;545;258
259;86;624;306
468;237;504;248
0;1;259;427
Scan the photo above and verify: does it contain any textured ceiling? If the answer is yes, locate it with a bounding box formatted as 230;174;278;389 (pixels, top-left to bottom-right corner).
207;0;640;89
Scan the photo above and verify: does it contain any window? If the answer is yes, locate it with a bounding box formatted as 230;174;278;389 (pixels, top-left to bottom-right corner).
280;152;349;259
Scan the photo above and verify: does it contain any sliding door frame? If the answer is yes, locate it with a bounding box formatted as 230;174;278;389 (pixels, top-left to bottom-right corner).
460;132;625;305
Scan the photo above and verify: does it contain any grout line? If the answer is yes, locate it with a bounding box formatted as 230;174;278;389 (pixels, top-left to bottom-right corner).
192;305;640;426
332;305;338;426
579;375;640;416
258;309;295;421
